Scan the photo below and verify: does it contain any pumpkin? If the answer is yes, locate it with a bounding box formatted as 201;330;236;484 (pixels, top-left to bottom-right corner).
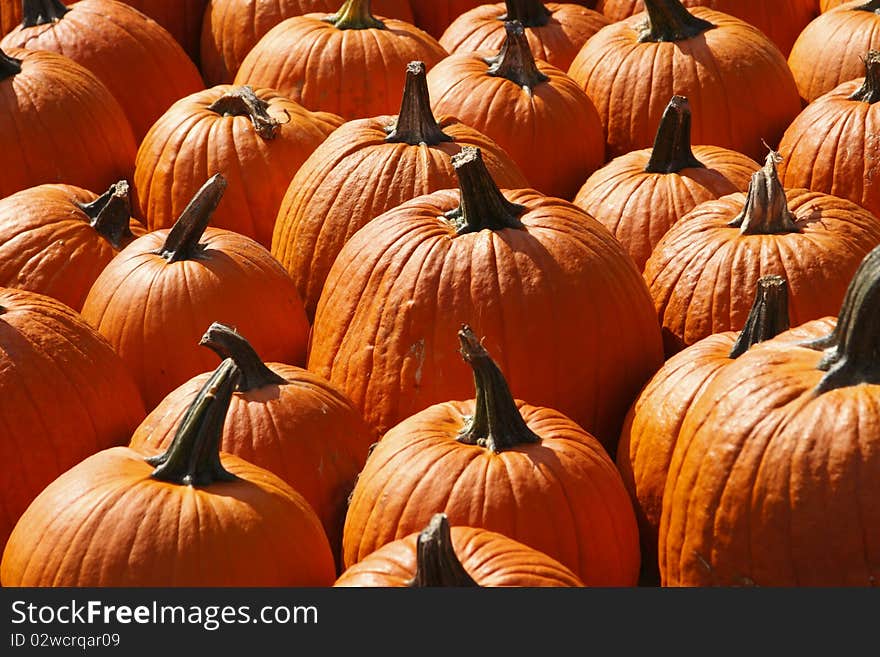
81;174;310;410
342;325;641;585
200;0;415;86
1;358;336;587
440;0;610;71
821;0;848;8
335;513;585;586
271;61;529;319
427;20;605;200
308;146;663;451
568;0;802;161
0;0;20;34
234;0;448;120
0;47;136;200
788;1;880;103
644;151;880;355
778;51;880;220
129;322;373;569
659;244;880;586
410;0;486;38
573;95;759;271
0;288;146;555
1;0;205;141
0;181;145;312
118;0;208;63
134;85;342;249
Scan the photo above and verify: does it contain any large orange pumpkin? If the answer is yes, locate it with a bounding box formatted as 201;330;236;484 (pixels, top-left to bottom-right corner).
271;61;529;320
568;0;802;161
573;95;758;271
821;0;848;9
335;513;585;586
410;0;486;38
440;0;610;71
1;358;336;587
0;0;20;34
0;47;136;200
0;288;146;555
428;20;605;200
134;85;342;248
308;146;664;451
234;0;448;120
643;151;880;355
81;175;310;410
0;181;145;311
118;0;208;63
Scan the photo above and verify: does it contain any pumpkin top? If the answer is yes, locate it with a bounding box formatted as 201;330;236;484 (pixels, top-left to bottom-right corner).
324;0;385;30
501;0;552;28
407;514;479;587
0;48;21;80
644;95;704;174
207;86;282;140
158;174;228;263
729;152;799;235
385;61;453;146
21;0;70;27
447;147;526;235
79;180;134;250
200;322;287;392
486;20;549;93
849;50;880;104
638;0;714;43
729;275;790;359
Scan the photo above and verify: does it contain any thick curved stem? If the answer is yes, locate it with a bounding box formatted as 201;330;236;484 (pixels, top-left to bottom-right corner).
21;0;69;27
407;514;479;587
147;358;240;486
324;0;384;30
638;0;714;43
386;62;452;145
645;95;704;173
200;322;286;392
158;174;227;263
728;275;790;359
849;51;880;104
728;152;799;235
79;181;133;250
207;86;281;140
457;325;541;452
446;147;526;235
0;49;22;80
486;21;548;94
501;0;551;28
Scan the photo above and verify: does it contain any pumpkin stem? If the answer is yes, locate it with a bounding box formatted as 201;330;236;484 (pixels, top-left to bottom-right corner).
78;181;134;250
199;322;287;392
639;0;714;43
854;1;880;13
644;95;704;174
501;0;551;28
158;174;227;263
407;514;479;587
207;86;282;140
485;21;549;94
21;0;69;27
324;0;384;30
446;147;526;235
728;151;799;235
457;325;541;452
0;49;22;81
849;51;880;104
147;358;241;486
386;61;453;145
728;275;790;359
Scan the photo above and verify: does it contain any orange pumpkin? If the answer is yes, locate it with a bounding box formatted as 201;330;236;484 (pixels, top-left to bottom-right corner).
821;0;848;8
118;0;208;63
0;0;20;34
410;0;486;38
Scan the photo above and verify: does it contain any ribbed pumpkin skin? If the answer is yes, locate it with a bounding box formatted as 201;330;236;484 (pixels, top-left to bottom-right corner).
439;2;610;71
0;1;21;35
343;400;641;586
573;145;758;271
118;0;208;62
134;86;343;248
643;190;880;354
594;0;817;55
200;0;415;85
0;289;146;554
271;116;529;320
821;0;848;9
1;1;205;141
788;3;880;103
308;189;664;451
335;525;585;586
659;320;880;586
0;184;145;311
0;48;136;200
411;0;486;38
1;447;335;586
128;363;373;562
568;9;802;161
234;13;448;120
427;52;605;201
80;229;310;410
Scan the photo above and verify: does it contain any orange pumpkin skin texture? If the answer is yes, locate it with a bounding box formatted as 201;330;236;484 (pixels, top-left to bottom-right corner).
200;0;415;86
81;176;310;410
440;1;611;71
0;0;21;34
308;149;664;451
643;154;880;355
1;0;205;141
427;22;605;201
135;85;342;249
117;0;208;63
0;48;136;200
234;1;448;120
271;63;529;320
788;2;880;104
0;182;145;311
568;4;802;161
0;288;146;555
573;95;759;272
821;0;848;9
335;518;585;587
411;0;486;38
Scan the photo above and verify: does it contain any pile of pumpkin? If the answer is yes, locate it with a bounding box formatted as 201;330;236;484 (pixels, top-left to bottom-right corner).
0;0;878;588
